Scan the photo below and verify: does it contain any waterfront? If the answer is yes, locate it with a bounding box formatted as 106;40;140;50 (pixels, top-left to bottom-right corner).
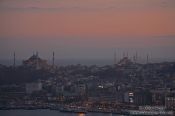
0;110;123;116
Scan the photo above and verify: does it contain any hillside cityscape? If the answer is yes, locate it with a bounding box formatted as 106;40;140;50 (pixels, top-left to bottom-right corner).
0;52;175;115
1;0;175;116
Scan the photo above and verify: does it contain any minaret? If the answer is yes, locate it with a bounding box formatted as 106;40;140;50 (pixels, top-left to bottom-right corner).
36;51;39;69
52;51;55;67
126;51;129;58
146;53;149;64
13;52;16;68
114;49;116;65
36;51;39;58
123;52;125;58
135;51;138;62
133;55;136;63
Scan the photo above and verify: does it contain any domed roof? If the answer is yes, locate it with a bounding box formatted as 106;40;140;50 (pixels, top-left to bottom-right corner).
28;54;41;61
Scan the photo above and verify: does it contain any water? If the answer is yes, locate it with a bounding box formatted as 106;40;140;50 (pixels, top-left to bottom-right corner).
0;110;122;116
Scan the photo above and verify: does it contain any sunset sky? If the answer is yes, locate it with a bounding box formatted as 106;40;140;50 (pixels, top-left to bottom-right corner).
0;0;175;62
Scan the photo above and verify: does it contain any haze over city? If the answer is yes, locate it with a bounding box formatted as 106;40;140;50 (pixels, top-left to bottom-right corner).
1;1;175;116
0;0;175;62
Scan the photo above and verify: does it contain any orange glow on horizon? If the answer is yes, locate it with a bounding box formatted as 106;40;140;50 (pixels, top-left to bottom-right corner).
0;1;175;38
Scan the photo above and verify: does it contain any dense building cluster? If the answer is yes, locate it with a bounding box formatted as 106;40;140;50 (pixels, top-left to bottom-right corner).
0;54;175;114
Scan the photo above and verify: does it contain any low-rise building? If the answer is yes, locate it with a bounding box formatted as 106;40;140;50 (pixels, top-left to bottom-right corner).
26;82;42;94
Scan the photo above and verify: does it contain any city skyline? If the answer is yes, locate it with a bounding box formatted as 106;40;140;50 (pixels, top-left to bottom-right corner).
1;1;175;115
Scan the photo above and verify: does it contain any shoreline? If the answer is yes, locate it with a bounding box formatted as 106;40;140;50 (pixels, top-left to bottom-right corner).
0;108;124;114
